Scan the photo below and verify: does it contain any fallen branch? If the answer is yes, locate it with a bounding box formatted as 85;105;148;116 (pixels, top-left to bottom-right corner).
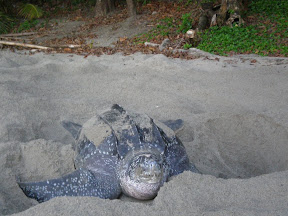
0;32;37;37
0;40;52;50
48;44;82;48
144;42;159;47
0;36;32;41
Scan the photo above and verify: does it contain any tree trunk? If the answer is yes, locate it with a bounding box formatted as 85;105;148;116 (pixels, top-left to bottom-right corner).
217;0;244;27
126;0;136;17
95;0;136;17
198;14;208;30
95;0;109;16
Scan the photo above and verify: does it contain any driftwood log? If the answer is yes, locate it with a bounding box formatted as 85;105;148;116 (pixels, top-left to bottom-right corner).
0;32;37;37
0;37;33;41
48;44;82;48
0;41;51;50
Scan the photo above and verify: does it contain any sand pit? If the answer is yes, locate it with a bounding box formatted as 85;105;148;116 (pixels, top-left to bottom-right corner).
0;50;288;215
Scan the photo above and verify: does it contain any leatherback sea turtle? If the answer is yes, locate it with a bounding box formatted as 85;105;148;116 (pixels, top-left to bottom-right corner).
18;104;199;202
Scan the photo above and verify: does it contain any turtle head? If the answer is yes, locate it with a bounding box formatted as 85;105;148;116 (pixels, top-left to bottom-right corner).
130;154;163;184
118;148;168;200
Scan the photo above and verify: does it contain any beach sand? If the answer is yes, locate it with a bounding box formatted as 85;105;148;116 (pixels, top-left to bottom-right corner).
0;50;287;215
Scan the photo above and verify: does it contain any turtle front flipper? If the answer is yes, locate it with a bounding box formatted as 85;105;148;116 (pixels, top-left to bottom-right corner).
18;168;121;203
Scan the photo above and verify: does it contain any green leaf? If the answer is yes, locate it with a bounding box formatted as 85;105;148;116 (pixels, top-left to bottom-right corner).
0;12;13;34
18;3;43;20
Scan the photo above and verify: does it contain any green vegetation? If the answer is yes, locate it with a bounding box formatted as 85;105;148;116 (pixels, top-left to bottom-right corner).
137;0;151;6
197;25;287;56
249;0;288;18
0;12;14;34
18;3;43;20
133;13;194;44
178;13;193;33
134;0;287;56
156;17;176;36
72;0;95;6
183;43;192;49
0;2;43;33
197;0;288;56
133;17;177;43
17;19;39;33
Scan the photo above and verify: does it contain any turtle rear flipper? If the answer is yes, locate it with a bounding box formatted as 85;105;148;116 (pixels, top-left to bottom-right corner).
162;119;184;133
61;121;82;140
189;163;200;174
18;169;121;203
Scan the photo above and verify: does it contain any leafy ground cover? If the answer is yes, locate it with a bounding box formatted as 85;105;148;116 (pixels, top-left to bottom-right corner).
197;0;288;56
128;0;288;56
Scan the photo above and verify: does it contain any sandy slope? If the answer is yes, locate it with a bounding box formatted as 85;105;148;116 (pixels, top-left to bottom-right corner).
0;50;287;215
